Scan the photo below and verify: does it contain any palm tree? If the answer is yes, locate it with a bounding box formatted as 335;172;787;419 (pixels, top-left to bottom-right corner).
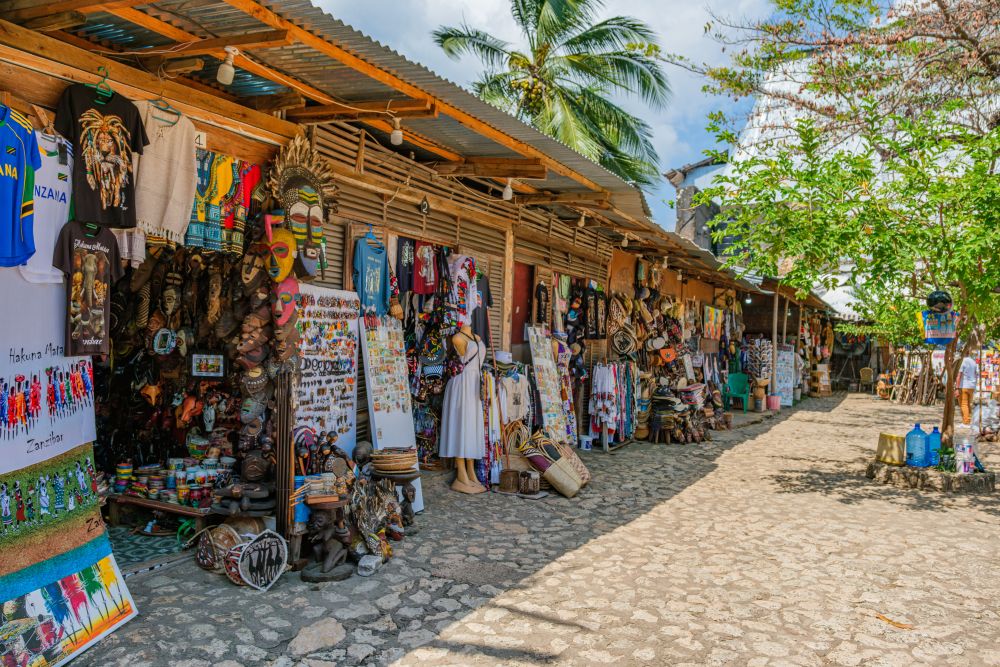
434;0;670;185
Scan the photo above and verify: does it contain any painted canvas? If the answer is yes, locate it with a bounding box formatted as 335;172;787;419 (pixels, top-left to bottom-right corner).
0;444;136;666
0;273;136;665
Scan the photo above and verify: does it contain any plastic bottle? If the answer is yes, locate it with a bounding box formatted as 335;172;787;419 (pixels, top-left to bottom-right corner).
927;427;942;467
905;424;928;467
955;430;975;474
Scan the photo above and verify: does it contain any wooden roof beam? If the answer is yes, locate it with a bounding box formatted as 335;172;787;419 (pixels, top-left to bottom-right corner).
515;227;604;266
244;91;305;112
102;6;464;163
22;11;87;31
287;98;437;123
516;191;610;206
0;18;298;143
216;0;608;194
155;29;291;58
433;157;546;179
7;0;144;22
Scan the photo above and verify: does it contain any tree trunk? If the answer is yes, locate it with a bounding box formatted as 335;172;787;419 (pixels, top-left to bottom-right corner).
942;337;957;446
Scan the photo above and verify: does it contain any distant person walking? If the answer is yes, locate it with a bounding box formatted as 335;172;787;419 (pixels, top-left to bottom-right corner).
959;353;979;425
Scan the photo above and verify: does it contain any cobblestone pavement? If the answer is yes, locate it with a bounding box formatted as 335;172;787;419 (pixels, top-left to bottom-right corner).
79;394;1000;667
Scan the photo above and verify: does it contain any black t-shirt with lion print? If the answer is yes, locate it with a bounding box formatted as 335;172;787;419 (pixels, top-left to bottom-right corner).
55;84;148;228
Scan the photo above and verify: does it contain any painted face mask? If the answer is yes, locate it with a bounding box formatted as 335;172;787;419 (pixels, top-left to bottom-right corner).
240;396;266;424
268;133;336;274
241;247;266;288
271;276;300;326
288;186;326;278
268;228;296;282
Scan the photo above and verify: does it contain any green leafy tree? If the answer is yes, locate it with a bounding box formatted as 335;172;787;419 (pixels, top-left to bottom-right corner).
702;105;1000;441
668;0;999;145
433;0;670;185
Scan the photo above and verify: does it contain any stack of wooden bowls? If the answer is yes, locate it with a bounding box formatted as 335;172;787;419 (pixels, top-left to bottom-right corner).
371;448;418;475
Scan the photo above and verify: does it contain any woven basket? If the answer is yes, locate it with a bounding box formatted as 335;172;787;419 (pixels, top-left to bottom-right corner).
542;457;582;498
502;451;533;472
499;469;520;493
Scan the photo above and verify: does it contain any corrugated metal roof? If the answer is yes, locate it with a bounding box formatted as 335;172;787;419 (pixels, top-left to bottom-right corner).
77;0;654;225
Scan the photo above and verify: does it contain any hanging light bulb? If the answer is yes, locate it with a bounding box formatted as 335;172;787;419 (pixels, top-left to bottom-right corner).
621;233;629;248
216;46;239;86
502;178;513;201
745;294;752;304
390;117;403;146
577;212;586;228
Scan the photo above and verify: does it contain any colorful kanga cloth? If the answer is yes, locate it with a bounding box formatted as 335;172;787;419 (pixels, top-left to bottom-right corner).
185;149;234;251
447;254;478;328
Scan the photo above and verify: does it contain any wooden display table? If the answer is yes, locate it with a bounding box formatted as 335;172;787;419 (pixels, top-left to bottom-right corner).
106;494;211;533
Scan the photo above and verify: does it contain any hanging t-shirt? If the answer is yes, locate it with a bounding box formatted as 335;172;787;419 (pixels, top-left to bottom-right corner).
133;100;198;245
500;374;530;422
396;236;415;293
534;281;549;325
19;132;71;282
112;228;145;267
353;238;389;315
0;106;41;267
585;287;599;339
53;221;122;356
413;240;437;294
222;161;261;256
471;271;493;346
54;84;148;228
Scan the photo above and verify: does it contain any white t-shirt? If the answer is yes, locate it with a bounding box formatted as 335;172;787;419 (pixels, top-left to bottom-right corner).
19;133;72;283
960;357;979;390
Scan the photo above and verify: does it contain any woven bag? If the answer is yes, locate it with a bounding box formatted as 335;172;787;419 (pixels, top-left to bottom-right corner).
555;442;591;486
542;457;582;498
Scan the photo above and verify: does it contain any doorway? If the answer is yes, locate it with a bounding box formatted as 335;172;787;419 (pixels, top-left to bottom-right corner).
511;262;534;348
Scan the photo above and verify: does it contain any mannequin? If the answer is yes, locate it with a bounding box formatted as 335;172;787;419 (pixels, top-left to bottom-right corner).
441;324;486;494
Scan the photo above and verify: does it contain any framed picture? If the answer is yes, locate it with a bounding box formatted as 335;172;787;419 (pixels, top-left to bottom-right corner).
191;353;226;378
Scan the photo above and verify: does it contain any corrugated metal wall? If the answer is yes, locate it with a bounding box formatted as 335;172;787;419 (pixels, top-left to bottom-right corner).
311;120;619;441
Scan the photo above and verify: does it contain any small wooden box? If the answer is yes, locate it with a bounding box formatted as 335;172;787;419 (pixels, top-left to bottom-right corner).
876;433;906;466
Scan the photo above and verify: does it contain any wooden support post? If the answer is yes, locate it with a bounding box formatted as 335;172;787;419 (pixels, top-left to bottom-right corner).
771;290;779;393
782;296;789;345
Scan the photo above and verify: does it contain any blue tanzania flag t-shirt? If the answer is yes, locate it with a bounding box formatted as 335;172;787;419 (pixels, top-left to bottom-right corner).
0;104;41;267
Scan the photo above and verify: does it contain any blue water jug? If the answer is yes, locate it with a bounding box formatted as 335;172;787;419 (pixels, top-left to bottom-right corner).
928;427;942;467
905;424;928;467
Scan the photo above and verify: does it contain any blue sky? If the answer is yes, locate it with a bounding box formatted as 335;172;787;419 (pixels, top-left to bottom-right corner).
316;0;771;231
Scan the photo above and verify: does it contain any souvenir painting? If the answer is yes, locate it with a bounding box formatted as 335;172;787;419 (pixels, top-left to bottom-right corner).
237;529;288;591
268;133;338;279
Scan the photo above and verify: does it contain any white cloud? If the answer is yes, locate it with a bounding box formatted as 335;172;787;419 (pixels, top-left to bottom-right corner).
316;0;771;228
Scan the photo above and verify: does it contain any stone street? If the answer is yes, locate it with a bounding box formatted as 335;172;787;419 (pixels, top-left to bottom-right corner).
79;394;1000;667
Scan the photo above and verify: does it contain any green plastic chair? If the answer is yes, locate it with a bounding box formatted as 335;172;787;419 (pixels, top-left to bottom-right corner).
724;372;751;413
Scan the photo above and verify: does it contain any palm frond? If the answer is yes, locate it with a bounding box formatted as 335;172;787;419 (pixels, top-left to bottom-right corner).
556;51;671;107
472;72;524;115
433;25;512;71
535;0;604;45
534;86;603;159
560;16;660;54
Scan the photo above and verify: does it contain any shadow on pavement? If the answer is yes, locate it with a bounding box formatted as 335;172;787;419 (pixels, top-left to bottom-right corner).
77;394;853;666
